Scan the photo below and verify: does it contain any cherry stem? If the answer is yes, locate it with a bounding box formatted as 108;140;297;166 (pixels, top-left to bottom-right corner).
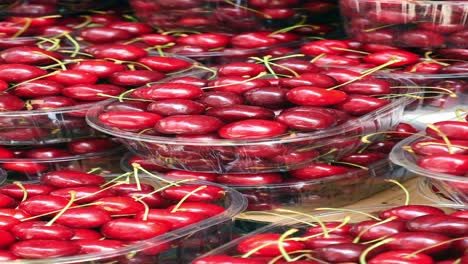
14;182;27;203
385;179;410;206
309;53;326;63
360;131;424;144
145;42;176;57
34;51;67;70
7;71;59;90
132;179;193;202
353;216;397;243
423;51;450;66
133;195;150;221
11;18;31;39
193;64;218;80
36;37;61;51
417;142;468;150
269;61;301;78
170;185;207;213
46;191;76;226
359;238;395;264
132;164;175;185
96;93;154;103
314;208;381;221
268;250;322;264
390;86;457;98
331;47;370;55
161;30;201;36
327;59;402;90
455;108;467;122
332;161;369;170
133;164;142;191
224;0;272;19
251;55;278;78
104;58;154;71
100;172;131;187
63;33;81;58
275;208;330;238
267;54;306;62
363;24;396;32
278;229;300;262
87;167;102;174
72;15;92;29
426;124;455;154
242;211;318;227
269;23;321;36
202;72;267;90
76;181;126;202
405;236;468;258
301;216;352;241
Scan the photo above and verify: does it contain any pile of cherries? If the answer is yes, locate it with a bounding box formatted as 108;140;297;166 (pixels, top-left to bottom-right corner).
408;118;468;177
340;0;468;48
130;0;339;32
194;204;468;264
0;137;119;179
0;0;106;17
0;168;228;261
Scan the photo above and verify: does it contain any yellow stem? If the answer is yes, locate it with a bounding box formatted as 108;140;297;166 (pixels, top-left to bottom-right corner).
46;191;76;226
170;185;207;213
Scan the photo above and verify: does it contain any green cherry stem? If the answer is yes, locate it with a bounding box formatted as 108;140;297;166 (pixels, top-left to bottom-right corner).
170;185;207;213
46;191;76;226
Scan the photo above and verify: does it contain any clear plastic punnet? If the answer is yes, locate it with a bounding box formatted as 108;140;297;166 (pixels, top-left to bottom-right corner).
340;0;468;48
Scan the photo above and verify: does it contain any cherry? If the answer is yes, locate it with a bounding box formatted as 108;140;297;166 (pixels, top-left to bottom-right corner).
101;218;170;240
0;184;54;199
379;205;446;221
0;146;15;159
55;207;112;229
290;163;353;180
399;30;445;48
1;161;48;174
166;202;225;217
0;94;24;111
0;250;18;261
70;60;127;78
231;32;280;49
75;240;125;254
165;170;218;182
50;186;113;204
80;27;133;43
98;111;162;130
10;240;80;259
110;183;155;195
336;95;389;116
206;105;274;122
426;121;468;141
94;196;145;216
417;154;468;176
193;256;266;264
11;221;75;240
0;230;15;248
133;83;203;100
300;40;350;56
0;193;15;208
369;250;434;264
162;185;224;202
66;138;115;154
0;47;62;65
22;148;70;159
41;170;105;188
137;56;192;72
87;44;148;61
0;216;20;231
407;215;468;237
364;50;420;67
279;73;337;89
48;70;98;86
135;209;205;230
71;229;102;240
19;195;73;216
350;220;408;242
218;62;265;77
216;173;283;185
386;232;451;255
341;152;386;166
197;91;244;108
315;243;367;263
209;77;270;94
237;233;305;257
61;84;125;101
155;115;224;135
0;64;47;82
0;209;31;220
218;119;287;139
28;95;76;110
177;33;231;49
286;86;347;106
276;106;337;131
303;233;353;249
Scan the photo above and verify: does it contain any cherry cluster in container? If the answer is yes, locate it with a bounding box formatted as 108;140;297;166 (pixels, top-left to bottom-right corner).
0;167;231;261
405;117;468;177
340;0;468;48
0;0;113;17
130;0;339;32
194;202;468;264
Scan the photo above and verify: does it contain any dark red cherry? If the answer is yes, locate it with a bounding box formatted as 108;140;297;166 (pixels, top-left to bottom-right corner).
147;99;205;116
386;232;451;255
166;202;225;217
19;195;73;216
87;44;148;61
67;138;115;154
197;91;244;108
290;163;353;180
336;95;389;116
369;250;434;264
0;184;53;200
210;77;270;94
316;243;367;263
11;221;75;240
138;56;192;72
133;83;203;100
0;94;24;111
364;50;420;67
379;205;446;220
286;86;347;106
109;70;165;87
236;233;305;257
426;121;468;141
341;79;392;95
14;80;63;98
303;233;353;249
75;239;125;254
216;173;283;185
279;73;336;89
218;119;287;139
99;111;162;130
41;170;105;188
10;240;80;259
80;27;133;43
206;105;274;122
101;218;170;240
350;220;407;241
276;107;337;131
22;148;70;159
155;115;224;135
417;154;468;176
108;21;153;35
300;40;350;56
177;33;230;49
407;214;468;237
48;70;98;86
341;152;386;166
411;140;468;156
135;209;205;230
28;95;76;110
399;29;445;48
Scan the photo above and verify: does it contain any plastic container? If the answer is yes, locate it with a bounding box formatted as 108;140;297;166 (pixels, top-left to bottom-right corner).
193;204;467;263
87;73;419;174
121;153;411;211
0;174;247;263
339;0;468;48
418;177;455;204
130;0;340;33
0;0;117;16
390;133;468;204
0;141;125;181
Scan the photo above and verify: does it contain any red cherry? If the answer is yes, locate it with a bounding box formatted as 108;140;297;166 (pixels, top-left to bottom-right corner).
108;21;153;35
209;77;270;94
197;91;244;107
109;70;165;87
300;40;350;56
286;86;347;106
101;218;170;240
412;140;468;156
80;27;133;43
426;121;468;141
303;233;353;249
41;170;105;188
140;34;176;46
386;232;451;255
133;83;203;100
407;214;468;237
0;64;47;82
369;250;434;264
70;60;127;78
417;154;468;176
13;80;63;98
379;205;445;221
350;220;407;242
193;255;266;264
165;170;218;182
19;195;73;216
336;95;389;116
218;62;265;77
75;240;125;254
166;202;225;217
94;196;145;215
0;215;20;231
98;111;162;130
87;44;148;61
218;119;287;139
1;161;48;174
11;221;75;240
155;115;224;135
61;84;125;101
177;33;230;49
135;209;206;229
138;56;192;72
10;240;80;259
66;138;115;154
0;184;53;199
50;186;113;204
161;185;224;202
71;229;102;240
206;105;274;122
231;32;279;49
0;250;18;261
0;47;62;65
290;163;353;180
0;193;15;208
276;106;337;131
47;70;98;86
316;243;367;263
0;146;14;159
0;230;15;248
216;173;283;185
22;148;70;159
364;50;420;67
55;207;112;229
0;94;24;111
237;233;305;257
